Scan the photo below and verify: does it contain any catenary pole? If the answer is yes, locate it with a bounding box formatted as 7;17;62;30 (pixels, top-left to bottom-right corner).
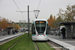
28;5;29;37
16;6;40;37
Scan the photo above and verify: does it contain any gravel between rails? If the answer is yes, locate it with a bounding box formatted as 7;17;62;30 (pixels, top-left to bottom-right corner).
8;36;24;50
35;42;39;50
47;42;62;50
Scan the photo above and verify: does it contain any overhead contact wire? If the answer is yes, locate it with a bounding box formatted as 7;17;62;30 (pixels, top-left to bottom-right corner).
37;0;41;10
13;0;25;20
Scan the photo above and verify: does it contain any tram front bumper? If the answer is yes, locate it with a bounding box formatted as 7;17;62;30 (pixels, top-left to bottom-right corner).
32;35;48;41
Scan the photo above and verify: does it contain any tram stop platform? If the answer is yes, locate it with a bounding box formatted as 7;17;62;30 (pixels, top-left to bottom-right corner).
0;33;24;42
48;35;75;50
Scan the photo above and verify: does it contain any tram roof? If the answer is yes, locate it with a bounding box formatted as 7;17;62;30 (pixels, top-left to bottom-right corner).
33;19;47;22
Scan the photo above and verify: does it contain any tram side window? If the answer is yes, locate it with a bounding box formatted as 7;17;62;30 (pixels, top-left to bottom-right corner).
32;24;36;34
46;24;49;34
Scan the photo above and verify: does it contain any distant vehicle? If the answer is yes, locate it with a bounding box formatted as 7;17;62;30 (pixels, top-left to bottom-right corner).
19;28;23;32
50;29;56;35
50;28;60;36
50;30;54;35
25;29;28;33
31;19;49;41
55;29;60;36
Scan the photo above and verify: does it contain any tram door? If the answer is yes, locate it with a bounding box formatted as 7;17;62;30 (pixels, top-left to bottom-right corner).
32;24;36;35
46;25;51;35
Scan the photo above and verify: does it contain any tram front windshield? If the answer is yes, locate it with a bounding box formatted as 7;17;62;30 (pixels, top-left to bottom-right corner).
35;21;46;35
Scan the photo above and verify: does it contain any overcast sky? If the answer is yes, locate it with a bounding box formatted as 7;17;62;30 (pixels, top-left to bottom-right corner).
0;0;75;22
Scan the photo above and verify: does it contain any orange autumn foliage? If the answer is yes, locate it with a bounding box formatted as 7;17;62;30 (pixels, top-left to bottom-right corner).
47;14;55;28
14;24;20;30
0;17;20;29
0;18;9;29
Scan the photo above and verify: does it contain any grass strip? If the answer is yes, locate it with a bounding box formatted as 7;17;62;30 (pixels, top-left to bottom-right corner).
11;34;37;50
0;34;25;50
37;42;55;50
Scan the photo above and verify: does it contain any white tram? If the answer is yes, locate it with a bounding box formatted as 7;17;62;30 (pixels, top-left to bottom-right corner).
31;19;49;41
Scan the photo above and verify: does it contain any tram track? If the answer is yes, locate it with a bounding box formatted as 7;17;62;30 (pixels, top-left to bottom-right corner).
47;41;62;50
7;39;62;50
35;42;39;50
8;34;37;50
8;35;24;50
0;33;63;50
35;41;55;50
35;41;62;50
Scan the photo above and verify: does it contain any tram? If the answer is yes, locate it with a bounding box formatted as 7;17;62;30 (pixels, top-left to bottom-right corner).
31;19;49;41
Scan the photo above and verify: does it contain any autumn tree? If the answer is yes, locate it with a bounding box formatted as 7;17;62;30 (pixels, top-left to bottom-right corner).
0;17;20;29
48;9;64;28
57;5;73;22
14;24;20;30
53;5;73;28
47;14;55;28
1;18;8;29
53;8;65;27
51;16;56;28
48;5;74;28
64;5;73;22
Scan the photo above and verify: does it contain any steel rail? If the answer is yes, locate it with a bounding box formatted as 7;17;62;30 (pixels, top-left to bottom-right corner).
47;42;62;50
8;36;24;50
35;42;39;50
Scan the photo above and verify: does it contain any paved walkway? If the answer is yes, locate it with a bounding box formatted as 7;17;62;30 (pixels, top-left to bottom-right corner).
48;35;75;50
0;33;24;42
48;35;75;46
